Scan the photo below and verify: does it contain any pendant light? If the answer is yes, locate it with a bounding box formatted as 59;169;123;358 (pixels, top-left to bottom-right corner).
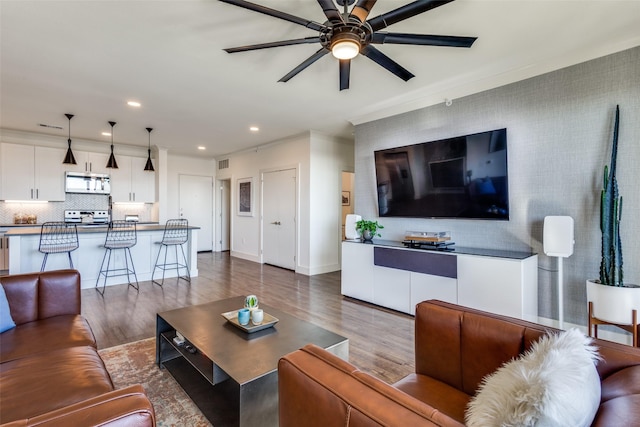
106;121;118;169
144;127;155;172
63;113;77;165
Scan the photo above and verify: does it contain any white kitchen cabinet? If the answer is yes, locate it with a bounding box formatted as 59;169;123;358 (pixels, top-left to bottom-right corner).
131;157;155;202
35;147;66;200
0;143;65;201
64;150;111;174
109;157;131;202
110;155;155;203
1;143;36;200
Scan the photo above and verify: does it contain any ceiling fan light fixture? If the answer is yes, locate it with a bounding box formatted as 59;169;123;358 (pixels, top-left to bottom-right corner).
331;40;360;59
330;28;362;60
222;0;477;90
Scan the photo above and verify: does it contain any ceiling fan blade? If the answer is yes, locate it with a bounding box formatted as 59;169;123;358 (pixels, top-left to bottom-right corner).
279;48;330;83
225;37;321;53
219;0;326;32
317;0;344;23
339;59;350;91
350;0;377;23
361;45;414;81
367;0;455;32
371;32;476;48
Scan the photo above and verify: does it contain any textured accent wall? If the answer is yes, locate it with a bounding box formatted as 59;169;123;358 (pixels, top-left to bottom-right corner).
354;46;640;325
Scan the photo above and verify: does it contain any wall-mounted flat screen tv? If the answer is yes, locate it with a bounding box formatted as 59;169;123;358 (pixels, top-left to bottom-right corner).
374;128;508;220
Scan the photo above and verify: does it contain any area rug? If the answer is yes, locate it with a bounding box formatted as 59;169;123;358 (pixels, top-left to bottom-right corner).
99;338;211;427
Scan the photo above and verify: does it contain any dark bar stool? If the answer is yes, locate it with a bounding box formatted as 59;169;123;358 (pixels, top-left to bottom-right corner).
152;219;191;286
38;222;79;271
96;221;139;295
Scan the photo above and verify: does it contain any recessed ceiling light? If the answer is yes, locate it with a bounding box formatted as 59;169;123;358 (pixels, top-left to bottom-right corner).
102;132;111;136
249;126;259;132
197;146;206;150
127;101;141;107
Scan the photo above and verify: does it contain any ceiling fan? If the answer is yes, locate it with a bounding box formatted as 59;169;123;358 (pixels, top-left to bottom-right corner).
220;0;477;90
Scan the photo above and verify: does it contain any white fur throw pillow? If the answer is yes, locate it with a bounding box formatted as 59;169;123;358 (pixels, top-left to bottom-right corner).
465;328;601;427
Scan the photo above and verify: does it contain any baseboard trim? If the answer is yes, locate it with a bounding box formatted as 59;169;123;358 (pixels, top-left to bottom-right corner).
230;251;260;263
296;263;341;276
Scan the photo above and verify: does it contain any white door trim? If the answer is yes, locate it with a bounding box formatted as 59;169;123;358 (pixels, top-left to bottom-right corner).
215;178;231;252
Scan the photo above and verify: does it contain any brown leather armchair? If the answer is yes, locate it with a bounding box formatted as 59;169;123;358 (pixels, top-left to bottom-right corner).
279;300;640;426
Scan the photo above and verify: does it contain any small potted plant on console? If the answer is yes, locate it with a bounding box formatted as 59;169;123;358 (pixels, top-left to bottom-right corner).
355;219;384;242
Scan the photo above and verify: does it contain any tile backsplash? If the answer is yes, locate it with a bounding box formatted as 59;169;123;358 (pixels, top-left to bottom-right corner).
0;193;153;224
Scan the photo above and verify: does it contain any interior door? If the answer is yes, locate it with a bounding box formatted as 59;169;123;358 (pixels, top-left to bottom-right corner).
262;168;296;270
179;174;213;252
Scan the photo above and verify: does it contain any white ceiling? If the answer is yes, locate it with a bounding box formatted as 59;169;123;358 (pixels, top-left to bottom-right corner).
1;0;639;159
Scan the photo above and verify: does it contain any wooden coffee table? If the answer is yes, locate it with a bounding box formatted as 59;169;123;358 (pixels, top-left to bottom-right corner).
156;296;349;427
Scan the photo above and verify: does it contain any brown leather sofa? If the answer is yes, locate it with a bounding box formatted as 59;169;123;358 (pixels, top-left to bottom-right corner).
279;300;640;426
0;269;155;426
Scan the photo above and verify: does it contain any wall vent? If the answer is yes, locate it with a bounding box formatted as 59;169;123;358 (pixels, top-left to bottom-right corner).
218;159;229;170
38;123;64;130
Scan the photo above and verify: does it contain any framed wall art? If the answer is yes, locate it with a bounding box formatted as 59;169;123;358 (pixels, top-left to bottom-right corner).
238;177;253;216
342;191;350;206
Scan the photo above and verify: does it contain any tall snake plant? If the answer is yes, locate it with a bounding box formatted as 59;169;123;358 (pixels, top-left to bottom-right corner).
599;105;623;286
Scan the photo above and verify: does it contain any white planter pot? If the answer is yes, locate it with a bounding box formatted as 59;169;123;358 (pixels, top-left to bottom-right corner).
586;279;640;325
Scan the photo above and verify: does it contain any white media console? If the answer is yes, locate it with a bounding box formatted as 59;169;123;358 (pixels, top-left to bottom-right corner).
341;240;538;320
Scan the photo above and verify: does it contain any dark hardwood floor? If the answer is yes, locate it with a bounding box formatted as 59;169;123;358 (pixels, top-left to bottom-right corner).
82;251;415;384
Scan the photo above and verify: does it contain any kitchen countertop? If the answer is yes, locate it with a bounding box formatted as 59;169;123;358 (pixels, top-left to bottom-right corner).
4;223;198;236
0;222;159;228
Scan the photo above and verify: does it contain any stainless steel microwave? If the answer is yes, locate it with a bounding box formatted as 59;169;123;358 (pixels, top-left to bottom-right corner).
65;171;111;194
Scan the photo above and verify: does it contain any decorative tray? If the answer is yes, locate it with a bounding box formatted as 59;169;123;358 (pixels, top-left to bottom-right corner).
221;309;279;333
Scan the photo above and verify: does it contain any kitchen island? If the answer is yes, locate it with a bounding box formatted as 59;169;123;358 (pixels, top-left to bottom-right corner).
5;224;198;289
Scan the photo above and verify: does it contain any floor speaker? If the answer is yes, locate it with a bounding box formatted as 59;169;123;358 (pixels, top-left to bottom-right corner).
543;216;574;257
